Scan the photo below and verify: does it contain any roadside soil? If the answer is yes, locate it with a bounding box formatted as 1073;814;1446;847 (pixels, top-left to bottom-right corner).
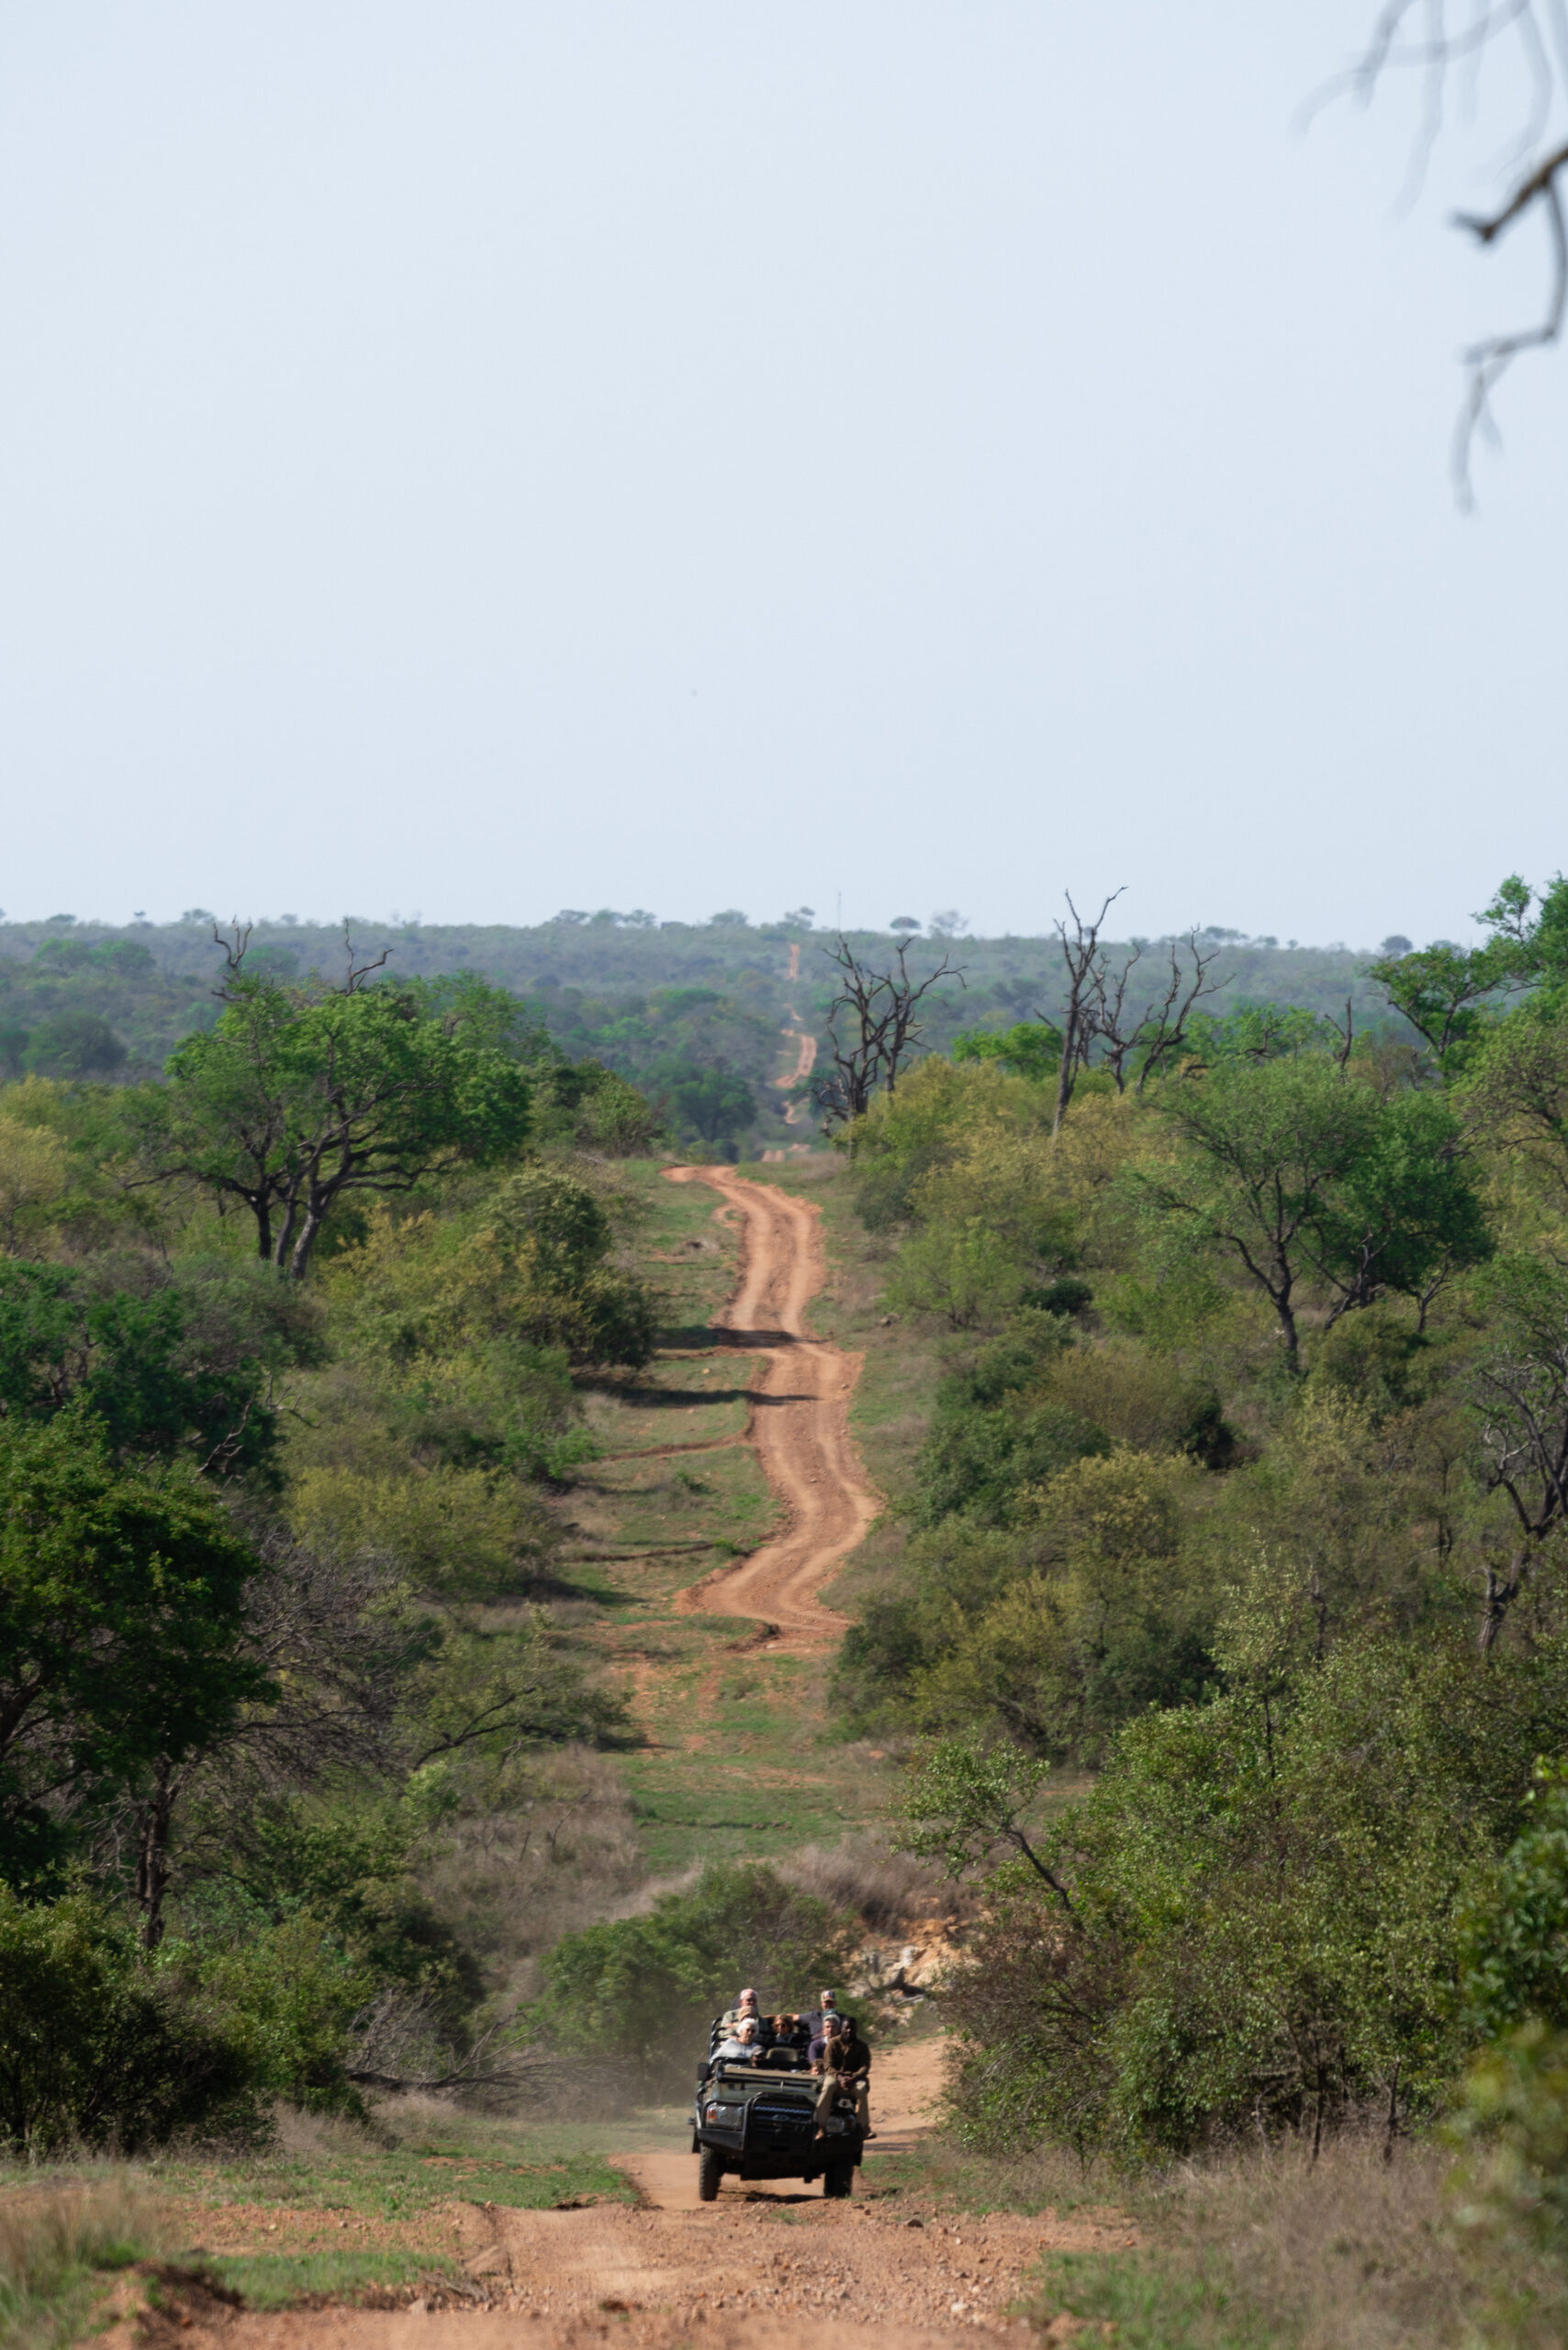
161;2028;1133;2349
662;1169;879;1650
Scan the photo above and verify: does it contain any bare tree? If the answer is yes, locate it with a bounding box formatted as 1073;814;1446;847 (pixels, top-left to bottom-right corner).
1051;891;1122;1136
1085;931;1227;1096
814;934;964;1126
1325;4;1568;498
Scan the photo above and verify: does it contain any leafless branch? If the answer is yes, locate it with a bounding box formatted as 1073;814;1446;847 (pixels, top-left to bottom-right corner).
212;922;253;996
1326;3;1568;497
1052;890;1122;1136
342;923;393;994
1452;141;1568;499
814;935;964;1126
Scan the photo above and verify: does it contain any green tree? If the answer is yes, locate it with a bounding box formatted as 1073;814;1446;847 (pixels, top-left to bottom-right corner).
935;1640;1566;2164
136;961;532;1279
0;1416;268;1887
650;1057;755;1149
1367;874;1568;1070
0;1259;320;1485
952;1021;1063;1083
1147;1058;1379;1367
0;1888;252;2152
891;1732;1070;1906
1147;1059;1485;1368
1305;1086;1492;1326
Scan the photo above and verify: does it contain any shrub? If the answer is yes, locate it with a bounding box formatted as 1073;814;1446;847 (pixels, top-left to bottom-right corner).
0;1891;252;2153
532;1862;857;2095
927;1640;1568;2163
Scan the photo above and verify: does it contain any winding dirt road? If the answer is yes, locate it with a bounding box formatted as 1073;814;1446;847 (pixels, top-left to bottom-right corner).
769;941;817;1129
663;1169;878;1650
134;1169;1138;2350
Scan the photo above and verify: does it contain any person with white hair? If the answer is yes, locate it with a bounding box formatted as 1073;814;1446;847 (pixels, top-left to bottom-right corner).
712;2017;766;2065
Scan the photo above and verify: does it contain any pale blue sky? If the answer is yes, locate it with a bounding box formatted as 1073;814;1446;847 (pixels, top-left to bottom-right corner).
0;3;1562;945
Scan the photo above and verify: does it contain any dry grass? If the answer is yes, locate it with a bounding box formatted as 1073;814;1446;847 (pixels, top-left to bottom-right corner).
779;1832;972;1935
414;1747;645;2004
0;2178;167;2350
1027;2131;1568;2349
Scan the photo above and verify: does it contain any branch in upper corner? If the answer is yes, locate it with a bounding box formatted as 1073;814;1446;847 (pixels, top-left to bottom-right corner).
1327;4;1568;498
1451;144;1568;505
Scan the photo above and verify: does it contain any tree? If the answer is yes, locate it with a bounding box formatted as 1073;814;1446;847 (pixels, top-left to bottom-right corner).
1148;1058;1489;1366
814;934;963;1126
1049;891;1118;1135
0;1416;268;1888
1468;1254;1568;1651
135;940;532;1279
650;1058;755;1148
1083;931;1226;1095
1145;1058;1382;1368
890;1732;1071;1911
0;1259;320;1486
25;1011;127;1080
1304;1086;1492;1329
1466;997;1568;1210
1367;876;1564;1069
952;1020;1062;1083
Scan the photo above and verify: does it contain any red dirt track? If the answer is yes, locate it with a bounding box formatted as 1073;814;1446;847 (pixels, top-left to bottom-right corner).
663;1169;878;1650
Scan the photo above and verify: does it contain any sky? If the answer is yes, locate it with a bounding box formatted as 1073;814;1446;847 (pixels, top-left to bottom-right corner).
0;2;1564;947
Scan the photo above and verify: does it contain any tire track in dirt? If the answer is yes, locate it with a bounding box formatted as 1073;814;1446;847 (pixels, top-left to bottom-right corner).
160;2031;1136;2345
662;1169;878;1651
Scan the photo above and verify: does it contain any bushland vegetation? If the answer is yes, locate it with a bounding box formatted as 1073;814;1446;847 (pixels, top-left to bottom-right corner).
1;907;1403;1160
0;941;671;2152
809;873;1568;2314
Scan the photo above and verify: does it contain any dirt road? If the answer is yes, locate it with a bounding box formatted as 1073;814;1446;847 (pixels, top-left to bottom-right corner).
161;2033;1137;2349
663;1169;878;1650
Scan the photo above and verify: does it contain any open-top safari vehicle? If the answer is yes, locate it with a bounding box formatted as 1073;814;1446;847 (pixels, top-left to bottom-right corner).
690;2053;864;2200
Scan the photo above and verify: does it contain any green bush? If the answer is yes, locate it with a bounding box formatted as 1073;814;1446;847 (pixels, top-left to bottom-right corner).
532;1862;857;2095
0;1890;252;2153
927;1640;1568;2164
195;1914;375;2116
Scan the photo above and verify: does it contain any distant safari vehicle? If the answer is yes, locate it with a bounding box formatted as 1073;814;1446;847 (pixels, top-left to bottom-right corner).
690;2054;864;2200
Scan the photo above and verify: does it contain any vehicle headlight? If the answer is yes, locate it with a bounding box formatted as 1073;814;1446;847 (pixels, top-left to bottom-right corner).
707;2103;742;2125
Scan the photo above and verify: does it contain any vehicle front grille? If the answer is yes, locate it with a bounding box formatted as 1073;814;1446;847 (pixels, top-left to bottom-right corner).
749;2100;814;2138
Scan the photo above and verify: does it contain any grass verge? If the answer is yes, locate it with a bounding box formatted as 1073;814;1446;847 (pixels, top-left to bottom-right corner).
0;2179;165;2350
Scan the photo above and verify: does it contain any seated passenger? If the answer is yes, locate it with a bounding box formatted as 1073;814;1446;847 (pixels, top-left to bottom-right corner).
712;2017;766;2065
717;1986;762;2038
757;2014;804;2067
812;2015;874;2137
806;1989;850;2061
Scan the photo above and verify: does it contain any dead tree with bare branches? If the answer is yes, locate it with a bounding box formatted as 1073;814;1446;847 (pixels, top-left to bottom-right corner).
1051;891;1121;1135
814;934;964;1126
1085;930;1228;1095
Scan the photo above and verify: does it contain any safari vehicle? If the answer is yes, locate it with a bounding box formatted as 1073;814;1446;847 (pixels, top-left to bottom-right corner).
691;2056;864;2201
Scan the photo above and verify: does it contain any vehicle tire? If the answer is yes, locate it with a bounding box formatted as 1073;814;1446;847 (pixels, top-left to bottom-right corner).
823;2160;853;2199
698;2146;724;2202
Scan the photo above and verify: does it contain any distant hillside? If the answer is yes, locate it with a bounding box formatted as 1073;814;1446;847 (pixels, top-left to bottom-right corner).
0;912;1406;1152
